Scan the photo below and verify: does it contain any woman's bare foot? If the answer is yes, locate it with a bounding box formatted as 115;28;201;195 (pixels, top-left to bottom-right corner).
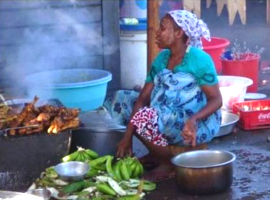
139;153;159;170
151;162;175;174
142;162;175;182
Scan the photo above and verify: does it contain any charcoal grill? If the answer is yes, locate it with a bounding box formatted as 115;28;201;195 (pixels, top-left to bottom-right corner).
0;97;71;192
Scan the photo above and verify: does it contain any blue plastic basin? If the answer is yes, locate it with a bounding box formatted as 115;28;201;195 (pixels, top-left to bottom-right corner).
24;69;112;111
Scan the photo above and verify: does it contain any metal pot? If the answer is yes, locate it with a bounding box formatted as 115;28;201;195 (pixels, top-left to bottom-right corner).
171;150;236;195
0;131;71;191
71;128;125;156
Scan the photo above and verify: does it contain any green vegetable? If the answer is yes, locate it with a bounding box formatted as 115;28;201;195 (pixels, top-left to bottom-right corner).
84;180;96;188
86;168;99;178
85;149;99;159
89;156;110;171
91;196;115;200
77;190;90;197
37;177;57;188
106;156;115;178
62;151;79;162
61;180;85;194
117;195;141;200
113;161;122;181
143;180;156;191
96;183;117;196
45;166;58;179
120;160;130;180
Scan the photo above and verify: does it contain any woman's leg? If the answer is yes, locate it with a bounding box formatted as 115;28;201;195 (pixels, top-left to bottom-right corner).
134;132;175;174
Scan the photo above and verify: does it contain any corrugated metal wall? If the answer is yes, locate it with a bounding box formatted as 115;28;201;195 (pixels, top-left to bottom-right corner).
0;0;120;93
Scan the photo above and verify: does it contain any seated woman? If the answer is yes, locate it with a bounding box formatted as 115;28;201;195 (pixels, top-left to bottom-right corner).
104;10;222;179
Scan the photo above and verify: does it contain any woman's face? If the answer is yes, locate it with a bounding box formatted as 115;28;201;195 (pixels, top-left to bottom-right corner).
156;16;177;49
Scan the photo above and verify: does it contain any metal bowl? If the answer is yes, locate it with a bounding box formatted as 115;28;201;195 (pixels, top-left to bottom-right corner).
171;150;236;195
54;161;89;181
215;111;239;137
27;189;51;200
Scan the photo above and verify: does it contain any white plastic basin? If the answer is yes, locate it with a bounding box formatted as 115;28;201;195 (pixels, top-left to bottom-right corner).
218;75;253;110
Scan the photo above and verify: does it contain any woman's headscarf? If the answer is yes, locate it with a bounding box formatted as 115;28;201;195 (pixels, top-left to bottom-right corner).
168;10;210;49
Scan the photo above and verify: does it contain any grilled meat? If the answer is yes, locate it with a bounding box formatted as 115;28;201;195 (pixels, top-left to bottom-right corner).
0;96;81;136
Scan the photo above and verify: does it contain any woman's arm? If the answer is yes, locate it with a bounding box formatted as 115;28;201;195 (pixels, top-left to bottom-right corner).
182;84;222;146
192;83;222;120
117;82;154;157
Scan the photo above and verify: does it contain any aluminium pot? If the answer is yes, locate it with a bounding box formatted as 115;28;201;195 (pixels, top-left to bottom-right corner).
171;150;236;195
0;131;71;192
70;128;125;156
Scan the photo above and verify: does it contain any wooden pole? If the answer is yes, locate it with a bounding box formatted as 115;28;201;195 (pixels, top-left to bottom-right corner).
267;0;270;23
147;0;160;71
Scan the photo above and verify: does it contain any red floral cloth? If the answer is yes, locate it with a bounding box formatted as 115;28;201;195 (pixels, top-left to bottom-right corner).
131;107;168;146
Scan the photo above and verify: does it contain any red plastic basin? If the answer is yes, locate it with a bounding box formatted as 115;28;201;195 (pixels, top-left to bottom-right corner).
202;37;230;74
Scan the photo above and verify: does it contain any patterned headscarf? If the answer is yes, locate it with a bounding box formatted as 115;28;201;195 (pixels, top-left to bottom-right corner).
168;10;211;49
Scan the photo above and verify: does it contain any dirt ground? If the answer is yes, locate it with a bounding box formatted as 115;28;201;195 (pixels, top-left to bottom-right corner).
143;126;270;200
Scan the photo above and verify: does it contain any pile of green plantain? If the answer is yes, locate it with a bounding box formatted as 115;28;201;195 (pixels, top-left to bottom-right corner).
30;147;156;200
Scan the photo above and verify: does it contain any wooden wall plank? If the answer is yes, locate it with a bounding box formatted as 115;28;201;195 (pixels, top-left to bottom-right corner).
147;0;160;70
0;0;101;10
0;55;103;88
0;42;103;58
0;23;102;47
0;0;105;92
102;0;120;90
0;6;101;28
267;0;270;23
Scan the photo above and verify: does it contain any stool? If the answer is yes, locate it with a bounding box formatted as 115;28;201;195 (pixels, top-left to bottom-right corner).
169;143;209;157
183;0;201;18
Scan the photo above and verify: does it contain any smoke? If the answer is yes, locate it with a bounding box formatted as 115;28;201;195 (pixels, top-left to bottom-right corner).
0;0;117;95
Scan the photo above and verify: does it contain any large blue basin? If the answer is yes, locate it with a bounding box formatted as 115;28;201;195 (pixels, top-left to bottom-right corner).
24;69;112;111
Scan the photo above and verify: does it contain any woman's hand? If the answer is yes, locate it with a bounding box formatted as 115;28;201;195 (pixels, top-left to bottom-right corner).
182;117;197;147
116;136;133;158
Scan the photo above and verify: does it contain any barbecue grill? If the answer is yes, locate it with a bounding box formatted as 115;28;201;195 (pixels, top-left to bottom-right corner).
0;97;71;191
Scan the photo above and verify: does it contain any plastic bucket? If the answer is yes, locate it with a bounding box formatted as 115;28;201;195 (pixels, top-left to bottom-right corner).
24;69;112;111
202;37;230;74
218;75;253;110
120;0;147;20
120;29;147;89
221;53;260;93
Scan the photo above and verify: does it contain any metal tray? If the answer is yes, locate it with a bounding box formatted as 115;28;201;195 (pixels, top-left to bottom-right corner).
215;111;239;137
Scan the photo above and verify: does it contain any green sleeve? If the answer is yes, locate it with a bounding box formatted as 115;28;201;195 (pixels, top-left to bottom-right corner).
145;50;168;83
195;54;218;86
